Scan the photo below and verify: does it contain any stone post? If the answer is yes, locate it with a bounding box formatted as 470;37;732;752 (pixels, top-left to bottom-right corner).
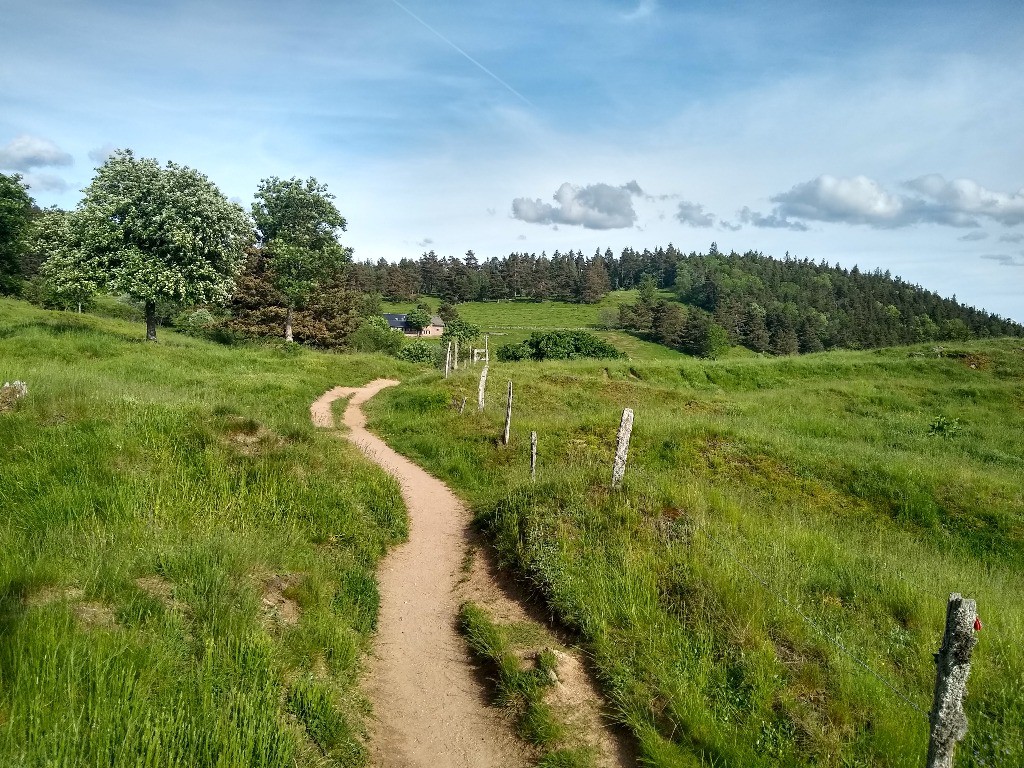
926;593;979;768
611;408;634;488
478;365;488;411
502;381;513;445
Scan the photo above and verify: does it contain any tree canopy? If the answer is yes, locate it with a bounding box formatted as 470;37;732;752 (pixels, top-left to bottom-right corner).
0;173;34;295
69;150;252;340
252;177;350;341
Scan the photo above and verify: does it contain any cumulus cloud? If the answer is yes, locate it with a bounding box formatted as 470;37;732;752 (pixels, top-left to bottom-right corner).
981;254;1024;267
88;144;118;164
958;231;989;242
719;220;743;231
22;173;69;193
675;201;715;227
905;175;1024;226
0;134;73;171
737;206;809;231
511;181;642;230
417;238;434;247
999;233;1024;243
763;174;1024;229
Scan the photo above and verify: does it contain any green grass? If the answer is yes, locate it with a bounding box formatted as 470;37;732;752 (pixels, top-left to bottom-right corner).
382;291;687;363
366;341;1024;767
0;298;415;767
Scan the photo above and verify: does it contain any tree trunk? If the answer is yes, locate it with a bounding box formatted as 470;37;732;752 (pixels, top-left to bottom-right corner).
285;305;294;342
145;300;157;342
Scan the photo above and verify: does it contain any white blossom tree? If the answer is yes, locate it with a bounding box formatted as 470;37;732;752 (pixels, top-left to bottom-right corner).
73;150;252;341
35;208;100;312
252;177;350;341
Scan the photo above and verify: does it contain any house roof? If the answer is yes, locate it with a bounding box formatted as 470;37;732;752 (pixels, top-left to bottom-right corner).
382;313;446;329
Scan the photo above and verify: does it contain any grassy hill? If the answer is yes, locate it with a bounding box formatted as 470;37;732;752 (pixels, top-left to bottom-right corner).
0;298;414;767
366;341;1024;767
383;291;696;362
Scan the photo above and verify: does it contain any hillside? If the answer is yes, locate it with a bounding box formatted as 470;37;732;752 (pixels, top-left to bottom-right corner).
366;340;1024;767
0;299;413;766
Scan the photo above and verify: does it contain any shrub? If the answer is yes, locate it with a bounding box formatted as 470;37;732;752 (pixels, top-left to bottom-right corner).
498;331;623;362
398;340;438;364
349;320;404;355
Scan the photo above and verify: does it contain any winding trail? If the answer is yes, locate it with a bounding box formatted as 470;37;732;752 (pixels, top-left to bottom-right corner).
311;380;529;768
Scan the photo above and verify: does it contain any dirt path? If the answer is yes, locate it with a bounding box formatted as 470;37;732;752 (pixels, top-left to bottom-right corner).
311;381;632;768
312;381;528;768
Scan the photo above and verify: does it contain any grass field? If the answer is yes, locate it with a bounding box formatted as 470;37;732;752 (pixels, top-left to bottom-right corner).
382;291;688;362
366;341;1024;767
0;298;414;767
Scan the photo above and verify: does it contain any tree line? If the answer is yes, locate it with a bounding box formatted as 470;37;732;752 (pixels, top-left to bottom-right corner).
345;243;1023;354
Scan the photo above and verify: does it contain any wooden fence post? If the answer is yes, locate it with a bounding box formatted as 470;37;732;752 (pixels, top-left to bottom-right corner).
478;365;488;411
459;396;467;414
611;408;634;488
926;593;979;768
454;338;459;370
444;341;452;378
485;334;490;363
502;381;513;445
530;431;538;481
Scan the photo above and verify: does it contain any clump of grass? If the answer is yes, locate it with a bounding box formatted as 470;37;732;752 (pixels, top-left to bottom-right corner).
459;602;592;763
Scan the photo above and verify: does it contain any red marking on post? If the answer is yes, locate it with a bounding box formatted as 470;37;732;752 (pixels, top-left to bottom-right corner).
974;616;982;632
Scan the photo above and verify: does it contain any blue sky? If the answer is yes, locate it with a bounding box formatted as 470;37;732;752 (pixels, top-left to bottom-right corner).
2;0;1023;319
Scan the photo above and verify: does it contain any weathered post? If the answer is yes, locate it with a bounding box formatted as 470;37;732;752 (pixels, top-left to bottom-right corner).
444;341;452;379
926;593;979;768
459;396;467;414
502;381;513;445
530;431;538;480
478;365;489;411
454;338;459;370
485;334;490;363
611;408;634;488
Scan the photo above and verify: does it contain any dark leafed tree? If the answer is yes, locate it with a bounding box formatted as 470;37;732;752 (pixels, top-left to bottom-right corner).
0;173;35;295
252;176;350;342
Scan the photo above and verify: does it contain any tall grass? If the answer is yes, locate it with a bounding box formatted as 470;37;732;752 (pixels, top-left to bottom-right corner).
366;341;1024;767
0;298;414;767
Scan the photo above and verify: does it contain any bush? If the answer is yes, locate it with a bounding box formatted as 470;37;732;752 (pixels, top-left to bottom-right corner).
397;340;438;364
496;342;531;362
498;331;623;362
349;321;404;355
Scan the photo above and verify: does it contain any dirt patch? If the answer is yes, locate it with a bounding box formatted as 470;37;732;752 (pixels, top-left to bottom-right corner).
220;415;285;456
260;574;302;626
26;586;118;629
135;575;188;613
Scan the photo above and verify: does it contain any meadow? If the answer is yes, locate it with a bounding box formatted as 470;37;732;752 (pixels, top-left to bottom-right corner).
0;298;416;767
366;341;1024;767
383;291;690;363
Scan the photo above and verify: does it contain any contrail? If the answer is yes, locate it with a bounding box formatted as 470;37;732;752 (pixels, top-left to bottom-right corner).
387;0;533;107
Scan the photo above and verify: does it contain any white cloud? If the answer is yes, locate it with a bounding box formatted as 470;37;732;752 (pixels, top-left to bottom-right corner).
737;205;809;231
675;200;715;227
905;174;1024;226
981;254;1024;267
511;181;642;230
22;172;69;193
958;231;989;242
88;144;118;164
998;233;1024;243
764;174;1024;229
0;134;73;171
416;237;434;247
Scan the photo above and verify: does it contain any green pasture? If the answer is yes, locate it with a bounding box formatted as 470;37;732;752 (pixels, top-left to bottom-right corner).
0;298;412;767
367;341;1024;767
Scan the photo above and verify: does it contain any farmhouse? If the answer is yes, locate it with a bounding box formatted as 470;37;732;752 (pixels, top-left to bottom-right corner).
383;313;446;337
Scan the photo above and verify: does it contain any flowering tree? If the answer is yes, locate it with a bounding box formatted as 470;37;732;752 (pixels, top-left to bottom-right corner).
72;150;252;340
34;208;100;312
252;177;350;341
